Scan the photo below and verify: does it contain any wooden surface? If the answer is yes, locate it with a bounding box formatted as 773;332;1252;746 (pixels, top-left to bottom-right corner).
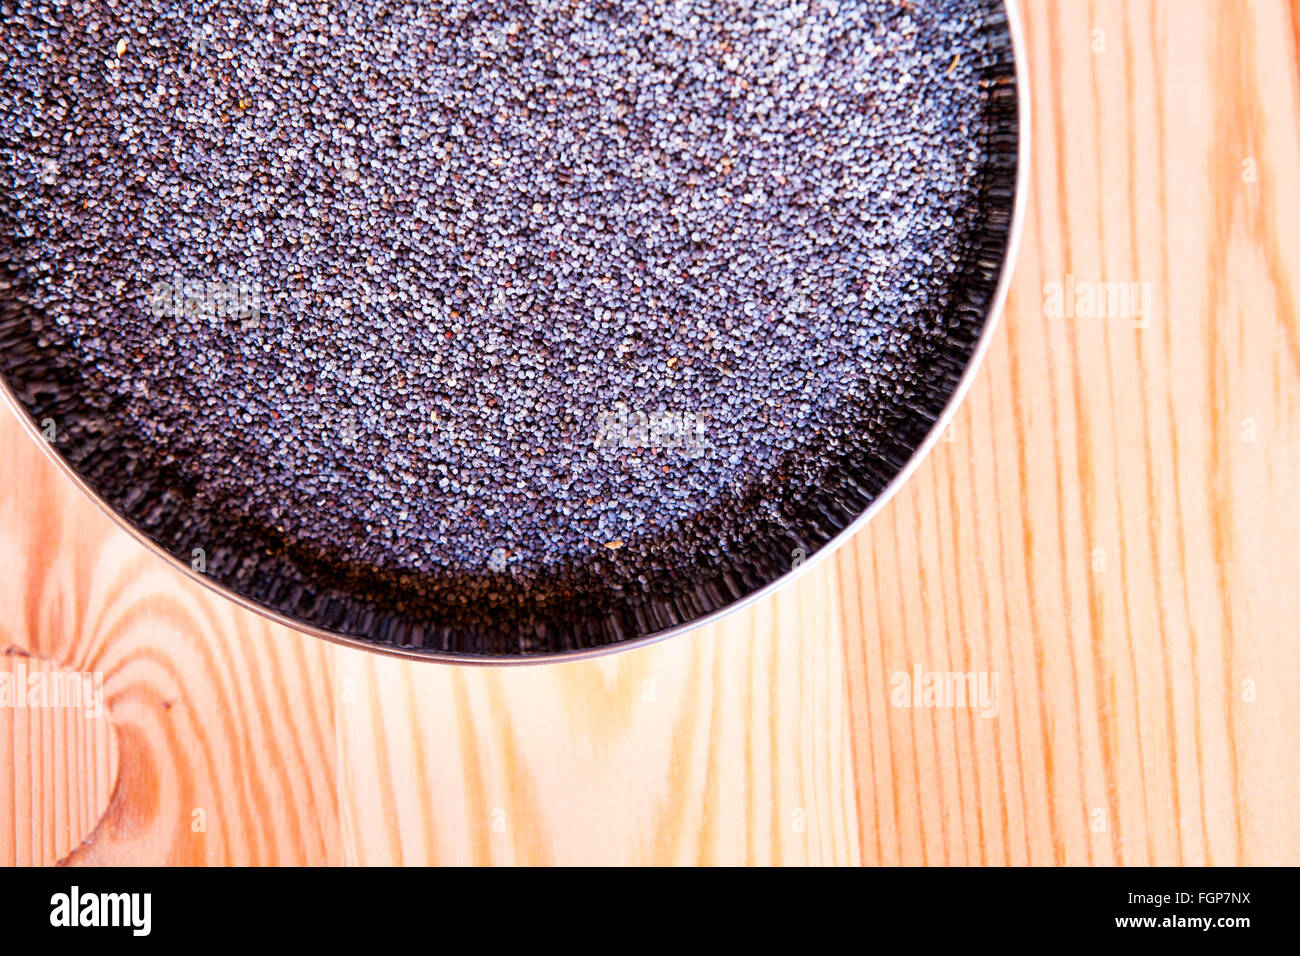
3;0;1299;866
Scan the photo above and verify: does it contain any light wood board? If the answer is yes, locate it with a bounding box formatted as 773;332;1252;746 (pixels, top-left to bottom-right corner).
1;0;1297;866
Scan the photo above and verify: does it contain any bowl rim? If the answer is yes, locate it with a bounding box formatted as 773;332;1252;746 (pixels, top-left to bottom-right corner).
0;0;1031;665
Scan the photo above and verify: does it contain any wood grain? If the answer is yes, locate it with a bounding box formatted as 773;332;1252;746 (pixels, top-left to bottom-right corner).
0;411;341;865
1;0;1297;866
0;653;117;866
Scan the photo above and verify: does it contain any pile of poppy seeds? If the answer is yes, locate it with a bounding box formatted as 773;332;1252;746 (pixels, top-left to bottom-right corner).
3;0;994;611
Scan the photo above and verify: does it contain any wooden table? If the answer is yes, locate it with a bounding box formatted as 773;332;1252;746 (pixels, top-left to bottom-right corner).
3;0;1298;866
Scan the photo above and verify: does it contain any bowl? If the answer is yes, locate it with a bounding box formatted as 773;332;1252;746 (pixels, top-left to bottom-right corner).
0;0;1028;662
